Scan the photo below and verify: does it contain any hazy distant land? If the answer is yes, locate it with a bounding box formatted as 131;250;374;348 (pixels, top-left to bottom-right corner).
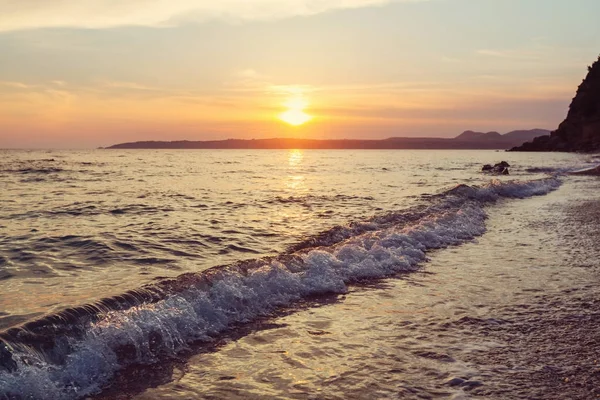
106;129;550;150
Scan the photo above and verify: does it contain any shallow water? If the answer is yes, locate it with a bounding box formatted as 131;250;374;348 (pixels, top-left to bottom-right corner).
0;149;598;399
122;177;600;400
0;149;584;326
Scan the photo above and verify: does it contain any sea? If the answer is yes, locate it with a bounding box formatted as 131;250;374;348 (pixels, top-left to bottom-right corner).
1;149;599;399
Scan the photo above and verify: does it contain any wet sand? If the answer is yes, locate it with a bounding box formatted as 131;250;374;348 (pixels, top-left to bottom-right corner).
460;289;600;399
461;197;600;399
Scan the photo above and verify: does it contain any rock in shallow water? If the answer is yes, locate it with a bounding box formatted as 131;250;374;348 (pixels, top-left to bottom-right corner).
482;161;510;175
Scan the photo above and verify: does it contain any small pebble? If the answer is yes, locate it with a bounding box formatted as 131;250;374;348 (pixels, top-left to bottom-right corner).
445;377;465;386
462;380;484;389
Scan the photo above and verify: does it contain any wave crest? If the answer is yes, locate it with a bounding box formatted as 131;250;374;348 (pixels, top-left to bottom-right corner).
0;178;561;399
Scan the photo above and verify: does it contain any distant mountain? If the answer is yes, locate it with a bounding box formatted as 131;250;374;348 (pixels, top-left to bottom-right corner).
453;129;549;143
502;129;551;141
454;130;502;141
383;129;549;148
106;129;549;150
511;55;600;152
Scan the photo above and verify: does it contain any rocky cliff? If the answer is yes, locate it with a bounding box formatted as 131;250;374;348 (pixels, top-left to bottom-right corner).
511;55;600;152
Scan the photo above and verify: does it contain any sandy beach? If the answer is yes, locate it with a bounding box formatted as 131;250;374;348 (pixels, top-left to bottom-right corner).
460;197;600;399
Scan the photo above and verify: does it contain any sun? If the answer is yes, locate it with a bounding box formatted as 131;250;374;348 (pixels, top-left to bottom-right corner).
278;96;313;126
279;109;312;126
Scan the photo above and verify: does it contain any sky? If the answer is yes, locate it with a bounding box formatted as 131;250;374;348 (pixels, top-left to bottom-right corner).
0;0;599;148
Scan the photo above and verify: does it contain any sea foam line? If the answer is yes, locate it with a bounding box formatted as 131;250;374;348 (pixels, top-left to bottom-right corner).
0;178;561;400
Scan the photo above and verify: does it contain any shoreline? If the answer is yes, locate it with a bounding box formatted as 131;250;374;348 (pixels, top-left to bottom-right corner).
460;197;600;399
1;151;597;399
93;179;600;399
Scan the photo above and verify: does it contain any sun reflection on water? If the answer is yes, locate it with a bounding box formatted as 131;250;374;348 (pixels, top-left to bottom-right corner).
283;150;306;193
288;149;304;167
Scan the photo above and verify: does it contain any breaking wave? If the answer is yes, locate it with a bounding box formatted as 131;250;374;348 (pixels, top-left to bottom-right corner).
0;178;561;399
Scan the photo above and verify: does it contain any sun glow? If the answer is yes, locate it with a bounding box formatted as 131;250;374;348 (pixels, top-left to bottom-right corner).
278;96;313;126
279;109;312;126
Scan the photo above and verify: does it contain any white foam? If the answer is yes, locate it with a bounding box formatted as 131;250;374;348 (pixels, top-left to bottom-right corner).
0;178;561;399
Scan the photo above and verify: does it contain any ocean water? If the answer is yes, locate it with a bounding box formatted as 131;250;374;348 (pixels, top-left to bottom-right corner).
0;149;599;399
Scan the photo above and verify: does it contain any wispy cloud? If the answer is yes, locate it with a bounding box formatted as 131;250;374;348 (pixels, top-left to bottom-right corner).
102;81;159;91
476;48;544;61
0;80;72;91
0;0;423;32
0;81;35;89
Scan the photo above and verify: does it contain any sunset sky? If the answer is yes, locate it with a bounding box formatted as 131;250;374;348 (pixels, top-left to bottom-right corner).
1;0;599;148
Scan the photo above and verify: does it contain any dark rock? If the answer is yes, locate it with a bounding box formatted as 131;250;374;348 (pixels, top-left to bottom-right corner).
511;54;600;152
482;162;511;175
